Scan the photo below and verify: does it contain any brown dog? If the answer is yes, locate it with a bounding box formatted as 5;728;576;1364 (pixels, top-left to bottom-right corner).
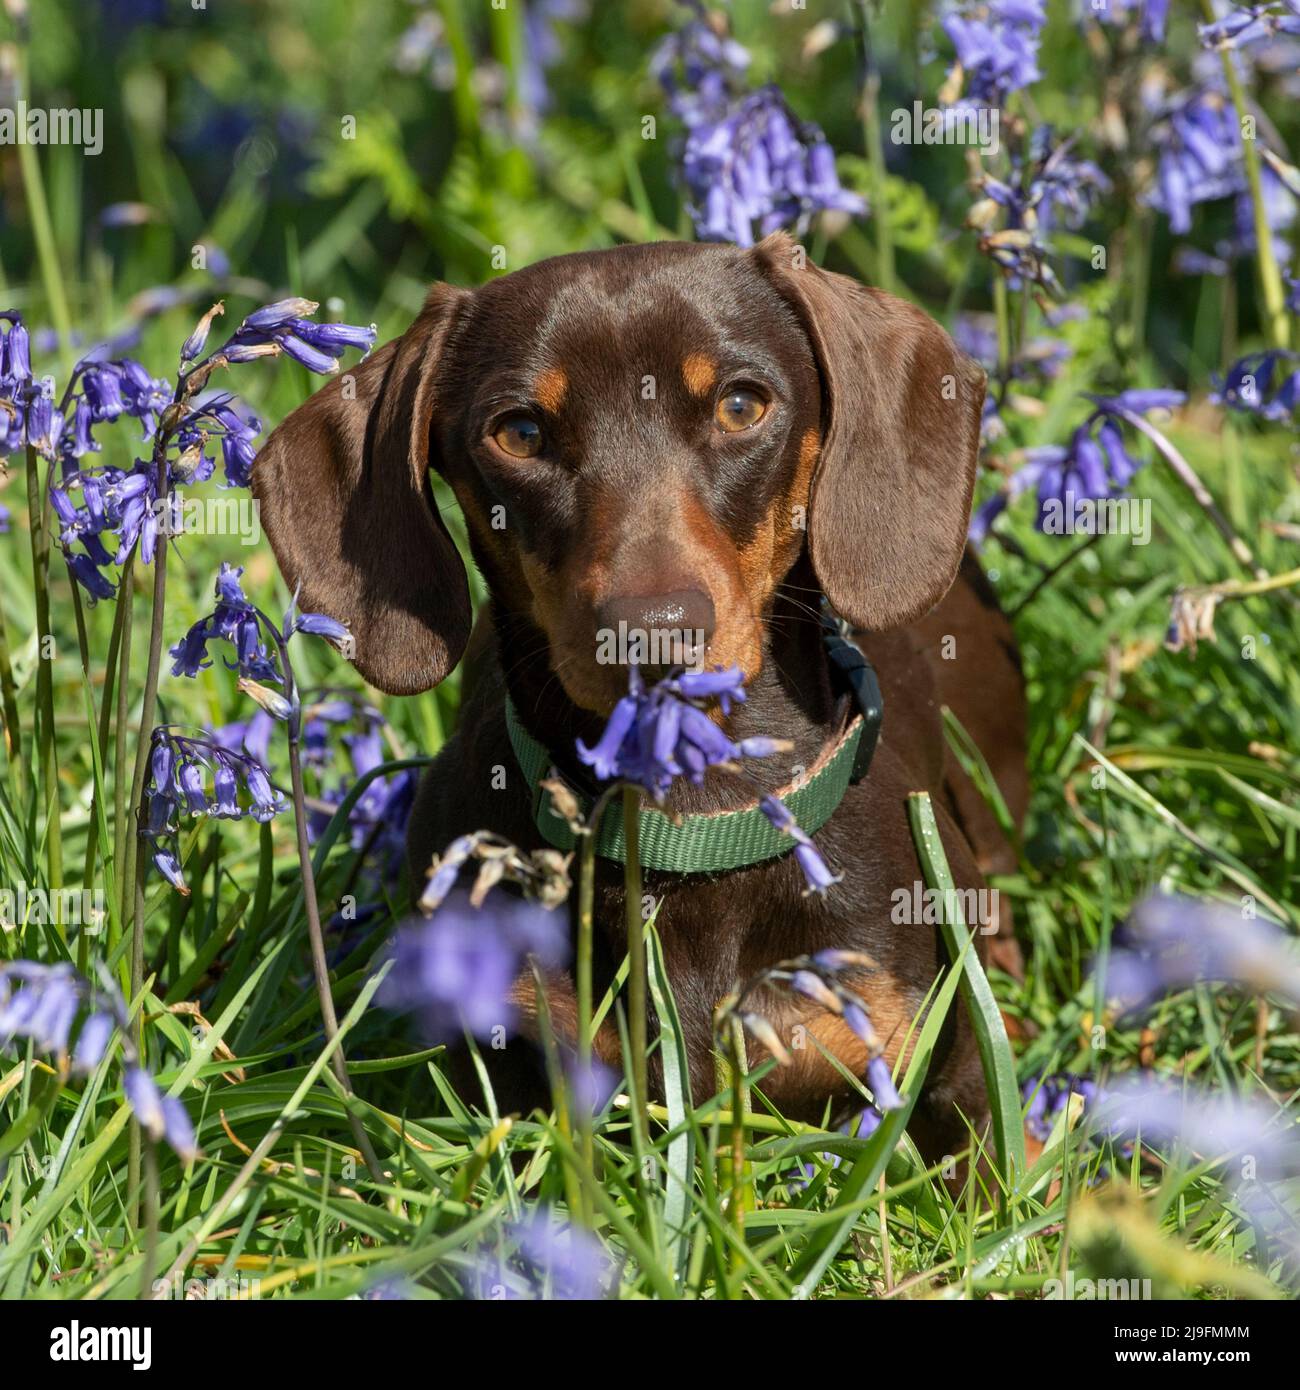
253;234;1027;1163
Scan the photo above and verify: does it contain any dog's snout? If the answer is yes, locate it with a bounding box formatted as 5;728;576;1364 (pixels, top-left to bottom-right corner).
596;587;716;666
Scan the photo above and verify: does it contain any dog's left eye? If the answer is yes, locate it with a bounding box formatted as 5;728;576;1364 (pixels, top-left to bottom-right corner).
715;389;768;433
492;415;544;458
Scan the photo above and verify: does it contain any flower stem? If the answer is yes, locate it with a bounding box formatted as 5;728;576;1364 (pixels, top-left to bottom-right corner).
120;450;170;1230
110;558;135;958
0;580;24;802
25;445;62;905
726;1014;751;1269
622;786;649;1155
81;551;132;931
1190;562;1300;604
1113;406;1266;580
12;43;73;365
993;275;1012;395
855;2;895;294
1202;0;1290;350
120;466;169;969
271;622;384;1184
575;819;597;1217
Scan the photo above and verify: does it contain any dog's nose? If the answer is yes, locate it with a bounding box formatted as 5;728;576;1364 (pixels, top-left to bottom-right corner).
596;587;716;668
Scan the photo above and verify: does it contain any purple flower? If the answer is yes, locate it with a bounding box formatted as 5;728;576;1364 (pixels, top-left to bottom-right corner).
474;1208;612;1301
0;961;82;1054
1090;0;1170;43
210;299;376;377
418;833;477;914
72;1010;115;1072
866;1054;903;1111
655;15;862;246
1103;892;1300;1012
850;1105;883;1140
942;0;1046;109
576;665;770;802
1146;90;1240;235
285;609;353;649
759;794;843;896
123;1067;199;1160
1198;1;1300;50
379;891;567;1043
1211;350;1300;421
1022;1072;1100;1142
1095;1076;1298;1179
170;563;279;682
970;388;1184;543
143;727;286;892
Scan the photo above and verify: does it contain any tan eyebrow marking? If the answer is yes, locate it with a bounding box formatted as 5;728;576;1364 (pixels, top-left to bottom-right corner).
796;428;821;493
681;352;717;397
533;367;568;413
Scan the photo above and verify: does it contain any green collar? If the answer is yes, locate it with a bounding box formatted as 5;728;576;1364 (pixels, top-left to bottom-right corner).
503;619;884;874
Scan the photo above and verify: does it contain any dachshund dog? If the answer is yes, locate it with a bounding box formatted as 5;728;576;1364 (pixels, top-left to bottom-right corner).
252;234;1027;1164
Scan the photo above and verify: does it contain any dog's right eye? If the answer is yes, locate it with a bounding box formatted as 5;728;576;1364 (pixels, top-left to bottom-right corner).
492;415;544;458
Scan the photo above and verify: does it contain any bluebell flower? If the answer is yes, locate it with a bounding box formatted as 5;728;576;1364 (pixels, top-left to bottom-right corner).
577;666;835;890
519;0;586;119
72;1009;116;1072
655;11;863;246
1;961;196;1156
284;604;352;650
179;301;225;364
865;1054;904;1111
759;794;843;897
0;961;82;1054
652;7;751;128
850;1105;883;1139
576;664;763;798
1095;1076;1299;1180
1021;1072;1100;1142
473;1207;612;1301
209;299;377;377
1088;0;1170;43
144;726;287;893
379;891;568;1043
1198;1;1300;50
212;708;276;765
969;388;1185;542
169;562;281;682
941;0;1047;109
1146;90;1240;235
1103;892;1300;1013
1211;350;1300;420
394;5;457;90
124;1066;199;1162
969;131;1108;296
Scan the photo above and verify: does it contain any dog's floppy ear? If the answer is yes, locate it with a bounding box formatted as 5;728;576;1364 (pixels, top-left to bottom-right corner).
252;284;472;695
751;233;985;632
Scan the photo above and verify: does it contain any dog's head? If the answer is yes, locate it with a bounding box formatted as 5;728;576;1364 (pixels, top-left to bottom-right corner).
252;235;985;710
